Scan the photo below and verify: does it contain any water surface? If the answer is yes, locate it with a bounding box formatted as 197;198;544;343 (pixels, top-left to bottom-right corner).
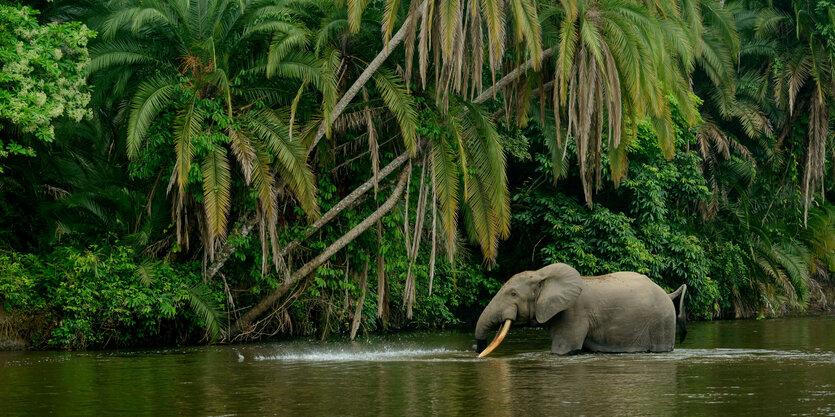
2;316;834;416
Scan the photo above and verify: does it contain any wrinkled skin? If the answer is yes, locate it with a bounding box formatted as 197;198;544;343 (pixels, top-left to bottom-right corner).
475;264;686;356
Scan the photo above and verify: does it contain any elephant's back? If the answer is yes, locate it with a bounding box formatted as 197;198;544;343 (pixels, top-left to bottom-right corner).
581;272;677;352
584;271;665;292
583;272;672;307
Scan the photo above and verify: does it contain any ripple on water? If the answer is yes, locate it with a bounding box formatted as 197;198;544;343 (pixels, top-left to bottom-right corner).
662;348;835;364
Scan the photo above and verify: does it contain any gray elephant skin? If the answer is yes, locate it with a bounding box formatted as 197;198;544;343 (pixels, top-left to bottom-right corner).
474;263;687;356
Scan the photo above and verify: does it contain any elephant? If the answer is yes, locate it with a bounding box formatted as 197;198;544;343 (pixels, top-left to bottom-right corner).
474;263;687;357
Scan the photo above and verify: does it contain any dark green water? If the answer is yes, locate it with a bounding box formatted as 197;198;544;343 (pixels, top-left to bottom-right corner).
1;316;834;416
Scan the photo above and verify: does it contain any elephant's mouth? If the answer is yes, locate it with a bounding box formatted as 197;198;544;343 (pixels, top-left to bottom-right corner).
477;319;511;358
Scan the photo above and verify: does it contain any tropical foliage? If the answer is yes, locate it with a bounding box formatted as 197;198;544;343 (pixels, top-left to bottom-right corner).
0;5;93;169
79;0;335;265
0;0;834;349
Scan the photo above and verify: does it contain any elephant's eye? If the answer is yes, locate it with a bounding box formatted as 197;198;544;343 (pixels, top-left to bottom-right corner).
510;290;518;297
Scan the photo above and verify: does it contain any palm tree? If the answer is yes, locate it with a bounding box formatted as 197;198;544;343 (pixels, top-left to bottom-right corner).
496;0;738;206
83;0;341;269
701;180;835;317
690;0;764;218
753;1;834;224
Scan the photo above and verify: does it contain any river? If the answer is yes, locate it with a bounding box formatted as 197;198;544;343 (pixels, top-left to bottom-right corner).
1;316;833;416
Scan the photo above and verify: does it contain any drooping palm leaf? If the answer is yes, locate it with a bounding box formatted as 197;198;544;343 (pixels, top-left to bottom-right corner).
202;145;233;254
187;283;226;340
247;108;319;220
125;75;178;159
373;68;419;155
173;92;205;193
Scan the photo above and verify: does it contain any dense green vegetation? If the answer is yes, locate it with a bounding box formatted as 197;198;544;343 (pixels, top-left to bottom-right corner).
1;0;833;349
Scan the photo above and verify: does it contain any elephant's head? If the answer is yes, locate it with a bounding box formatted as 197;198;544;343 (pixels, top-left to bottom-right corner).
474;263;583;357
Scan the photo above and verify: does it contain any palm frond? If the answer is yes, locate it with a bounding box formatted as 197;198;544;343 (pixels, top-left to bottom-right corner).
202;145;233;255
349;0;369;34
460;100;510;246
88;40;168;74
187;283;226;341
382;0;401;42
246;108;319;219
134;259;158;286
430;134;460;258
373;69;419;155
173;92;205;193
509;0;542;68
126;75;178;159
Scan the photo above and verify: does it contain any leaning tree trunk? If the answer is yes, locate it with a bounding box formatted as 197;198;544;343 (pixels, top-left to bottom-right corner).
307;0;430;152
473;48;554;103
205;151;411;282
273;151;410;261
204;211;258;280
230;168;410;336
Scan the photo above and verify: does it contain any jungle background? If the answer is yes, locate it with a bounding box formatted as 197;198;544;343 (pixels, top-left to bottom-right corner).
1;0;834;349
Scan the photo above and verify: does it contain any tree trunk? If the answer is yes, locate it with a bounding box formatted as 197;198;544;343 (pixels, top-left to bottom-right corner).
204;211;257;281
308;0;430;152
206;151;410;282
230;168;410;336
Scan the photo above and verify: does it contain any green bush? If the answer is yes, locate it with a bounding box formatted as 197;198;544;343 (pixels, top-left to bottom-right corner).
0;5;93;162
0;244;223;349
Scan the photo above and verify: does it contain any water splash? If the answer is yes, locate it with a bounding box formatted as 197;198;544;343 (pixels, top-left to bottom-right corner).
253;346;458;362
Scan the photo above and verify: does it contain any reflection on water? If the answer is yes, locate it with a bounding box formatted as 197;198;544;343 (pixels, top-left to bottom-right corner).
1;316;834;416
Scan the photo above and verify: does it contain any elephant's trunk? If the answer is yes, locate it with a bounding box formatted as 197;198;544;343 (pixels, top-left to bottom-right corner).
474;299;514;356
474;302;500;350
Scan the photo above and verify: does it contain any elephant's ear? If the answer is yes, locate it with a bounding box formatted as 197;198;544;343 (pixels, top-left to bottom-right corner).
534;264;583;324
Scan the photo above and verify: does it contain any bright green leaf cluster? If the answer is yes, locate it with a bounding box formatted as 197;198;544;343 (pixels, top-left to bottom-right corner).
0;5;93;161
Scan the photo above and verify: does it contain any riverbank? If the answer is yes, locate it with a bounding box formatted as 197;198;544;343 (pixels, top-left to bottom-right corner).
3;276;833;352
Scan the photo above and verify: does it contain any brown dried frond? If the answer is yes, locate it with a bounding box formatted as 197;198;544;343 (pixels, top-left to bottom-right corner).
802;97;829;226
43;185;70;199
227;128;255;184
363;88;380;194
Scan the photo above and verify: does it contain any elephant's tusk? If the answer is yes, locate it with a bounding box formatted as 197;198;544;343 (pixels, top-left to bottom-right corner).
478;319;511;358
